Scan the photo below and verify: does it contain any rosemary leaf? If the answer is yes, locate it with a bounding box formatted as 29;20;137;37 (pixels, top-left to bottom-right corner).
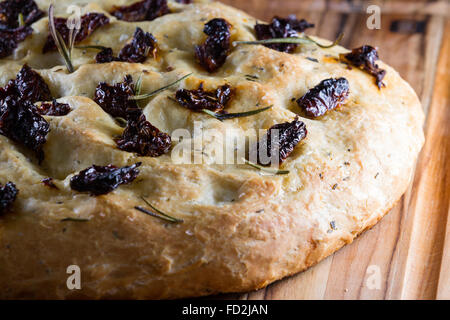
18;13;25;27
135;198;183;223
243;159;290;175
304;33;344;48
202;105;273;122
49;5;75;73
129;73;193;101
75;45;109;51
134;73;143;96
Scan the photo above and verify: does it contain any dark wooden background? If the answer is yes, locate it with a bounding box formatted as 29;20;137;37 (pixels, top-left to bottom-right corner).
213;0;450;300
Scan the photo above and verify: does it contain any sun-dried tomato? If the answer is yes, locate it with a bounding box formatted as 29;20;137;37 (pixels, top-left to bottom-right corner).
0;26;32;58
111;0;169;22
95;47;119;63
0;65;60;161
0;0;44;29
70;162;142;195
176;83;232;113
0;65;52;104
255;15;314;53
0;96;49;162
43;13;110;53
195;18;232;73
95;28;157;64
13;64;52;103
0;181;18;214
118;27;157;63
257;117;307;165
297;78;349;118
116;114;171;157
341;46;386;89
94;75;141;120
37;100;71;116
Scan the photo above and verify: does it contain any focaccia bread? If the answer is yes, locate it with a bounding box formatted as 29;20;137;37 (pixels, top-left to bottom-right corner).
0;0;424;299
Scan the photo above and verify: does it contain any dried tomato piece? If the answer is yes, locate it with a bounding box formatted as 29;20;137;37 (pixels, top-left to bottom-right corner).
255;15;314;53
111;0;169;22
94;75;141;120
257;117;307;165
70;162;142;195
37;100;71;116
43;13;109;53
95;47;119;63
0;64;54;104
0;26;32;58
341;46;386;88
95;28;157;64
0;0;44;29
0;181;18;214
176;83;232;113
195;18;232;73
297;78;349;118
0;65;58;161
0;96;49;162
118;27;157;63
116;114;171;157
14;64;52;103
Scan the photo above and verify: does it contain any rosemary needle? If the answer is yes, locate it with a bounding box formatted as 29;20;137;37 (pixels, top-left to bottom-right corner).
75;45;109;51
129;73;193;101
136;197;183;224
202;105;273;121
134;73;144;96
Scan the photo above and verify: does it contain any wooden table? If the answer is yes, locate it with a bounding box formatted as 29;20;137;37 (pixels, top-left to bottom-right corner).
215;0;450;300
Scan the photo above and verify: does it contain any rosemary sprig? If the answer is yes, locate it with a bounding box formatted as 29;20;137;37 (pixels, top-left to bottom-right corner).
18;13;25;27
49;4;76;73
60;217;90;222
233;33;344;49
135;197;183;223
243;159;290;175
129;73;193;101
202;105;273;121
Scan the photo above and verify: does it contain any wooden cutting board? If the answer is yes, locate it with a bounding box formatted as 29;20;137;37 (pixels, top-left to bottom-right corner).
214;0;450;300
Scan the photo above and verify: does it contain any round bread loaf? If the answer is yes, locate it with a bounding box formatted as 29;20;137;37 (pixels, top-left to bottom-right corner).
0;0;424;299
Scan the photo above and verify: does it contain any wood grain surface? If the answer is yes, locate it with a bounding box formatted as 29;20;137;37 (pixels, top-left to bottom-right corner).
213;0;450;300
